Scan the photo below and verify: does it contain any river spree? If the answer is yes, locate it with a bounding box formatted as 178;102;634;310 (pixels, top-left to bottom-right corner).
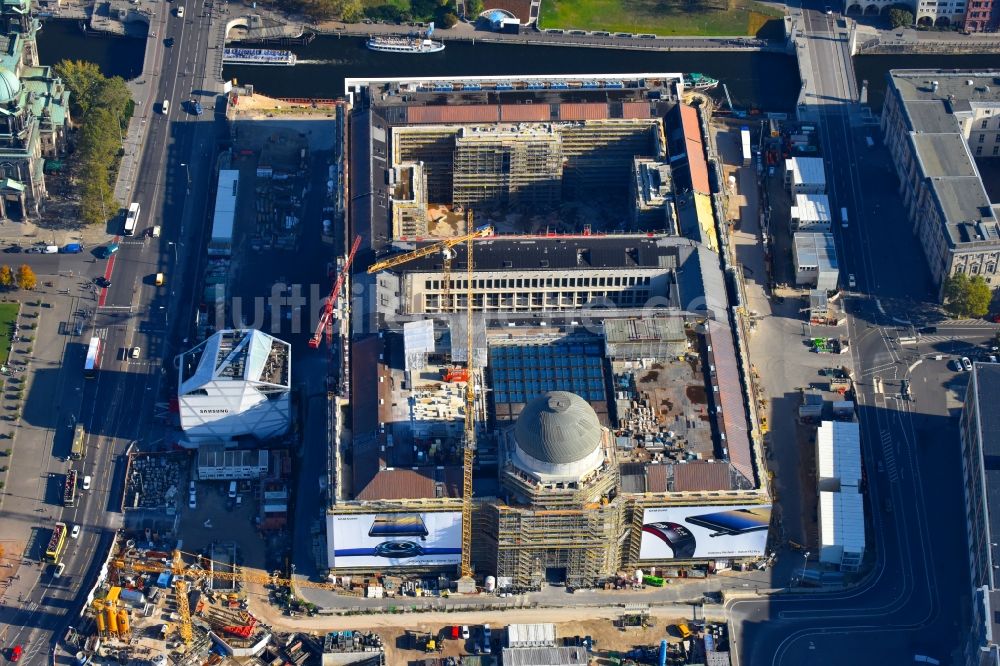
35;18;1000;113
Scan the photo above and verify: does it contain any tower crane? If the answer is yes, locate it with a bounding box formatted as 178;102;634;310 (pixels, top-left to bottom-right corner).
367;222;492;583
110;550;342;644
309;235;362;349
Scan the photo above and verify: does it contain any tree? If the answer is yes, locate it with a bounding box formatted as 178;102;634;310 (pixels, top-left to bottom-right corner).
16;265;35;291
439;10;459;27
55;60;104;120
340;0;364;22
944;272;992;318
0;266;12;289
888;7;913;28
466;0;484;16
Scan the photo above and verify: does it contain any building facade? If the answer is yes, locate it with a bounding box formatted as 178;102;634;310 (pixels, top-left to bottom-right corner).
883;70;1000;299
0;0;70;221
961;363;1000;664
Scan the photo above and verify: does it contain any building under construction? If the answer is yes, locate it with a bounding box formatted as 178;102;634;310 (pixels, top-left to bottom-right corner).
335;74;770;591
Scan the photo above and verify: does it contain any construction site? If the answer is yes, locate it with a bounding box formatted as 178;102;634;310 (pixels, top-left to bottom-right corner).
323;73;773;595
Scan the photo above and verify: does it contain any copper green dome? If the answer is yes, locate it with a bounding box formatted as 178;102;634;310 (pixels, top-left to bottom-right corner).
0;68;20;105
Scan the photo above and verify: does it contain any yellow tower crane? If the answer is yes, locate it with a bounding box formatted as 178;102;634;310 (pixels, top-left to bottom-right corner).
367;222;492;583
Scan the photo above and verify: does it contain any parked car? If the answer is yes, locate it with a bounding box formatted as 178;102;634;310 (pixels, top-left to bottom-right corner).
461;626;470;640
60;243;83;254
10;645;22;662
962;356;973;372
3;244;21;253
175;6;184;16
97;243;119;258
130;346;141;359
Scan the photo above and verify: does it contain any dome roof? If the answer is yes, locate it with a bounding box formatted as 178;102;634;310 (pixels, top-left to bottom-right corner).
514;391;602;465
0;68;20;104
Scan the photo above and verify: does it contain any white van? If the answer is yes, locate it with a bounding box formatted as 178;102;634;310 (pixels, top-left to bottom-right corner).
43;245;59;254
161;99;170;114
228;481;237;498
840;207;849;228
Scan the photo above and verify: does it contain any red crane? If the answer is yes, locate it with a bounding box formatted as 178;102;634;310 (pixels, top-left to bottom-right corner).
309;235;361;349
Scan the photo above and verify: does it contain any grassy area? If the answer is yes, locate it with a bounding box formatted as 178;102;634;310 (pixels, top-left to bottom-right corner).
537;0;783;37
0;303;17;366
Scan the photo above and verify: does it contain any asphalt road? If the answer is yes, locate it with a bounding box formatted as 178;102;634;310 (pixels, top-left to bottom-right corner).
727;4;974;665
1;0;223;658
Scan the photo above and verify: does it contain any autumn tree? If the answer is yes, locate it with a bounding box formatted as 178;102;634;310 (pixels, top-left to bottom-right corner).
16;265;35;291
944;273;992;318
0;265;12;288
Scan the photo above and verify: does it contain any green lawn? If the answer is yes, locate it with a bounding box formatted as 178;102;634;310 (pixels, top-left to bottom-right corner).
537;0;783;36
0;303;18;366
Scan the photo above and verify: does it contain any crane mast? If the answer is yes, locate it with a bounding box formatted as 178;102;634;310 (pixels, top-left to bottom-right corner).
309;235;362;349
366;221;491;584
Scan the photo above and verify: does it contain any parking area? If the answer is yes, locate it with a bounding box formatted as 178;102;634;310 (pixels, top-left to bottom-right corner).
178;476;273;571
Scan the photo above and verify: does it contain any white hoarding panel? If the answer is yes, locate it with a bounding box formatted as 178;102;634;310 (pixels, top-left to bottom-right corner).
330;512;462;568
638;504;771;560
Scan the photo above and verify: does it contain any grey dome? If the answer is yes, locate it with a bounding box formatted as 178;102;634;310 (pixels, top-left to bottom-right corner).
514;391;602;465
0;68;19;104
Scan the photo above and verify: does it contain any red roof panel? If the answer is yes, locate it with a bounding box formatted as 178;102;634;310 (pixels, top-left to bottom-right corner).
621;101;651;119
558;103;609;121
500;104;552;122
407;105;499;124
680;104;710;195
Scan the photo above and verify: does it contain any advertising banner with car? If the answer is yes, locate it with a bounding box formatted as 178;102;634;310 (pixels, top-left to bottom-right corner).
329;511;462;568
638;504;772;560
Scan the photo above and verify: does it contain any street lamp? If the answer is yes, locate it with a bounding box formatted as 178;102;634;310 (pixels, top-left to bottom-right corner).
801;551;810;584
179;162;191;193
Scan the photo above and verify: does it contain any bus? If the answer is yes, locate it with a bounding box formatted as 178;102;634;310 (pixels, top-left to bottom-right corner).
84;337;101;378
45;522;67;563
63;469;77;507
123;202;140;236
70;423;86;461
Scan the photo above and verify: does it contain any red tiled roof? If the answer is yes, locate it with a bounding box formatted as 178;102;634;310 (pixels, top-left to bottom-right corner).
558;103;609;121
673;461;733;492
706;320;754;486
407;105;499;124
500;104;552;122
646;464;668;493
355;466;463;500
680;104;710;195
621;101;652;119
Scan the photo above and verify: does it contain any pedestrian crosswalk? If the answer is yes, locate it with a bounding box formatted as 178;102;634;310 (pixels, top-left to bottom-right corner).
880;429;898;483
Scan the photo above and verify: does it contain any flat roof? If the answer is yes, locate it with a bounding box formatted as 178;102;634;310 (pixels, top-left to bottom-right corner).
817;420;861;487
792;193;832;223
887;70;1000;250
211;169;239;244
787;157;826;187
793;232;839;271
604;316;685;343
820;489;866;554
379;234;682;272
912;133;977;179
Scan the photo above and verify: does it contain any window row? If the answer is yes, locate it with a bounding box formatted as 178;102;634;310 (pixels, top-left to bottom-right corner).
423;275;654;291
423;289;653;310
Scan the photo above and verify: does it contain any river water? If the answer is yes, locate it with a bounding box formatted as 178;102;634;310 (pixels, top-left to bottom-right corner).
34;18;1000;111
